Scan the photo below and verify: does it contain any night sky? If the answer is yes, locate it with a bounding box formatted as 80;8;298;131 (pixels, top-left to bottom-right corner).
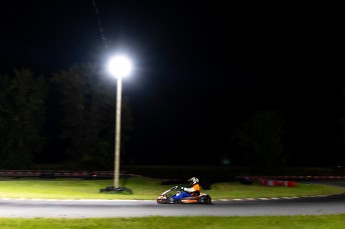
1;1;343;166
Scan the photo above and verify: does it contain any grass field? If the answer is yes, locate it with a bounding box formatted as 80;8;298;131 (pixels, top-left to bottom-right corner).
0;176;344;200
1;215;345;229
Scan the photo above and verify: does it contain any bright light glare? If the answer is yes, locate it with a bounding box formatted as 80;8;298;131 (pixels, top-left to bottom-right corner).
108;55;132;78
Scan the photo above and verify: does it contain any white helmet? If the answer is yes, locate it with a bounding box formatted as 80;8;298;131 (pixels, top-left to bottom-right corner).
188;177;199;185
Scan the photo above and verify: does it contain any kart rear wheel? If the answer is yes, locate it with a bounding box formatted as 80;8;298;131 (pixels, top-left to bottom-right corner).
198;196;212;204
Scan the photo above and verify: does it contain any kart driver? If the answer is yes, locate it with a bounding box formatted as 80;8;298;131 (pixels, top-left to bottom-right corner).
171;177;200;202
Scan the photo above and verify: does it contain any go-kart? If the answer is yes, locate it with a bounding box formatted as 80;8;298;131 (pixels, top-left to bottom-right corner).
156;185;212;204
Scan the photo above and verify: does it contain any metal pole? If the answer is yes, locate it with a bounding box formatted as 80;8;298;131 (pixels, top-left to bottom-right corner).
114;77;122;188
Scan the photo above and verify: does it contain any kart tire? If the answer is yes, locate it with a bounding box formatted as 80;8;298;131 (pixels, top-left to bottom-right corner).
198;196;212;204
157;198;170;204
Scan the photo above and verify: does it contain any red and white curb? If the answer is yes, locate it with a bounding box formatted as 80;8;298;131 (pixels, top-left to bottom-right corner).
217;193;345;202
1;193;344;202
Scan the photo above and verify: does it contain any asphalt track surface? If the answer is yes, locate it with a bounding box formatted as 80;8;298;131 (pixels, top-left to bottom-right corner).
0;181;344;218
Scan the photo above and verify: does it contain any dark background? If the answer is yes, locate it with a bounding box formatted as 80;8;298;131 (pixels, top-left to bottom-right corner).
1;1;343;166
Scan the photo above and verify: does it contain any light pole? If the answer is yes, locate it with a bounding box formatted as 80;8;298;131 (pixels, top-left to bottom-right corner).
108;55;132;188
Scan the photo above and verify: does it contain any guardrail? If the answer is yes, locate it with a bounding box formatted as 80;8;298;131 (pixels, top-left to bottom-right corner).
0;170;134;179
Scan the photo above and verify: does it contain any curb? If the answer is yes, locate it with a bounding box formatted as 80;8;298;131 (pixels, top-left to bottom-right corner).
216;192;345;202
1;193;344;203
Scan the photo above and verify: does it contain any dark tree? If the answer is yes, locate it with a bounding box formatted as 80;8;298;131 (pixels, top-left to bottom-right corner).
337;88;345;164
52;64;132;170
0;69;47;169
232;110;286;171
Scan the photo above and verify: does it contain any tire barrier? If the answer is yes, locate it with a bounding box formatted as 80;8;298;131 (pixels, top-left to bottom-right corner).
0;170;134;179
259;179;295;187
236;175;345;188
239;175;345;180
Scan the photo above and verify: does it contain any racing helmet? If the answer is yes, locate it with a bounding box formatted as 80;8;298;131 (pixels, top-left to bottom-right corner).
188;177;199;186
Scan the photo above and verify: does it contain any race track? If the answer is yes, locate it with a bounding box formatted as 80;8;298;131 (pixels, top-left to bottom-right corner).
0;194;344;218
0;181;344;218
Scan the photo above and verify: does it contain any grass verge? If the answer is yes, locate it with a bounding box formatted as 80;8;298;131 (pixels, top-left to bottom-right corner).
0;215;345;229
0;176;344;200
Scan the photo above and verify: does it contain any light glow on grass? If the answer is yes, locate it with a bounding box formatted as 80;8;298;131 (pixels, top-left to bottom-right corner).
0;177;344;200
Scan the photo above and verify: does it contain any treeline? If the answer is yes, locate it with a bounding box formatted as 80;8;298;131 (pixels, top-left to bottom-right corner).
1;64;344;171
0;65;286;171
0;69;46;169
0;64;132;170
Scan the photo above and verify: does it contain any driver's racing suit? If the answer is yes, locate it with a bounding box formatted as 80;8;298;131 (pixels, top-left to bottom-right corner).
172;183;200;201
